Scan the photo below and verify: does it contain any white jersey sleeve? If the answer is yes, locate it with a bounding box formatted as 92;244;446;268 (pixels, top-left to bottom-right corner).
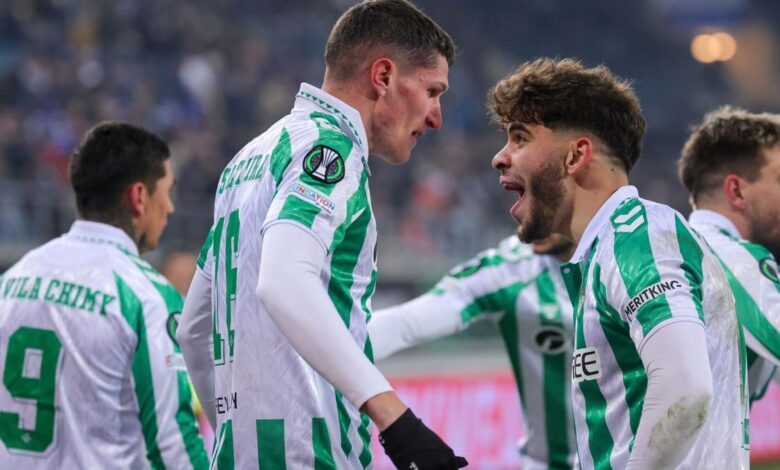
369;237;531;360
369;294;464;361
177;268;216;429
626;321;713;469
258;223;391;408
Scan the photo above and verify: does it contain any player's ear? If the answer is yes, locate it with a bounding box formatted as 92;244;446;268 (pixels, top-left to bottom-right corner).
127;181;148;218
369;58;394;99
723;174;748;211
565;136;593;175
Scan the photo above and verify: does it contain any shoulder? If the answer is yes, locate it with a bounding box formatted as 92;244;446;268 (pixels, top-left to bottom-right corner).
598;198;689;259
111;249;182;313
607;197;680;236
444;236;545;284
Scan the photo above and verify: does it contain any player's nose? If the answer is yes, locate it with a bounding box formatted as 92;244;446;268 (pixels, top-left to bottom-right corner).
426;102;442;129
492;147;510;171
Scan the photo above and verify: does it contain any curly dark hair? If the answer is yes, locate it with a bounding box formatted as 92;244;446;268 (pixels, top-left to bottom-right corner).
488;58;646;173
679;106;780;203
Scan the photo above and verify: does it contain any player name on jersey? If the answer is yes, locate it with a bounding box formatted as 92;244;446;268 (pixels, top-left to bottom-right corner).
0;275;116;315
217;153;270;194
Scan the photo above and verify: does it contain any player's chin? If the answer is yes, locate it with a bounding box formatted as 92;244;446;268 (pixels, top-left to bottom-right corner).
384;149;412;166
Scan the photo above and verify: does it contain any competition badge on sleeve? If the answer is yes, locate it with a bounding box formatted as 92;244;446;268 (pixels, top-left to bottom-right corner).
303;145;345;184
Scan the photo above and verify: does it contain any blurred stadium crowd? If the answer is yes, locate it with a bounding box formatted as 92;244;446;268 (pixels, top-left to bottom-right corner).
2;0;780;287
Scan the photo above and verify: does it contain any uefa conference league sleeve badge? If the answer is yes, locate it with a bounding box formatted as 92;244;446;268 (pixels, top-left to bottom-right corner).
303;145;345;184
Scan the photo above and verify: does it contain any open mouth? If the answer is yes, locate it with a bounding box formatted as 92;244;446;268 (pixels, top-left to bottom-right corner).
501;178;526;199
500;178;527;215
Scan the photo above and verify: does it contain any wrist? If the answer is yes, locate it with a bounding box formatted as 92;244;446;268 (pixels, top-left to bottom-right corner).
361;391;407;431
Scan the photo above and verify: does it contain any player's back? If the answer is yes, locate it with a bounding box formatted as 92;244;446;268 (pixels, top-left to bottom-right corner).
0;228;151;468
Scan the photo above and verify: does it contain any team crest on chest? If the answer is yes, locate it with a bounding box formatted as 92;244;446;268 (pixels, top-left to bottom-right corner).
303;145;345;184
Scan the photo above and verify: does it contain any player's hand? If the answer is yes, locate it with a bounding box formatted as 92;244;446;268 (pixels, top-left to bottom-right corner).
378;408;468;469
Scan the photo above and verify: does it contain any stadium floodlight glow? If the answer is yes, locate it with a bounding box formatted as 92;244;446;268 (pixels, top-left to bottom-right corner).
691;34;719;63
691;31;738;63
712;32;737;61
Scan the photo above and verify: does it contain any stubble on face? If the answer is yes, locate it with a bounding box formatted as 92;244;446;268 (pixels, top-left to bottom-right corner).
516;153;567;244
748;202;780;260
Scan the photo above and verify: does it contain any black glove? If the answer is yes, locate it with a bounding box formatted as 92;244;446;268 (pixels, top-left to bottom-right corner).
379;409;468;469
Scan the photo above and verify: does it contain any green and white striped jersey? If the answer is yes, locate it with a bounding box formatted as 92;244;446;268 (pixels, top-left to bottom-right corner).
197;84;376;469
562;186;749;470
689;209;780;404
428;236;576;469
0;221;207;469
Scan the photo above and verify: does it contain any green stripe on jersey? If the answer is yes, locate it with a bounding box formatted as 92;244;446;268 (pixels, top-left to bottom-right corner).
176;371;208;468
575;311;613;470
492;282;532;410
716;229;780;294
536;271;571;467
197;226;214;270
610;199;672;336
212;420;234;470
312;418;336;470
721;263;780;361
449;251;517;279
360;268;377;326
270;129;293;189
592;263;646;450
675;217;705;323
126;256;208;467
357;413;372;469
334;392;353;460
114;273;164;469
256;419;286;469
326;171;370;326
461;282;527;324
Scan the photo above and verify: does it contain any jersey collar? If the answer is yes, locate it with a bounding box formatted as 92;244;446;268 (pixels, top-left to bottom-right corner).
688;209;742;238
570;185;639;263
66;220;139;256
294;83;371;175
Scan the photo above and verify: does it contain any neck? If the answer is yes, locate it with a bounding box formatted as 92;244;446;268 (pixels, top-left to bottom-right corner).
694;199;748;238
553;247;576;263
322;76;374;147
567;163;629;247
